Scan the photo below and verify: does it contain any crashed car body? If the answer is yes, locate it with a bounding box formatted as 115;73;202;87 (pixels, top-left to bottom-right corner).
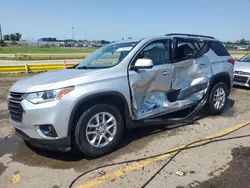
233;53;250;88
8;34;234;157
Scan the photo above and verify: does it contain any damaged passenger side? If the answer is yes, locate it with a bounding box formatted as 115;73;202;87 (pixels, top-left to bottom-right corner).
129;38;212;120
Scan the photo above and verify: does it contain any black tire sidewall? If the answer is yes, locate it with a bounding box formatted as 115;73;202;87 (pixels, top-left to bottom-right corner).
74;104;124;157
207;82;228;115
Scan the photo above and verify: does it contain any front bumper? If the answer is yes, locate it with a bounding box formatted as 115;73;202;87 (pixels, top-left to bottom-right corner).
15;128;71;152
8;97;73;139
233;74;250;87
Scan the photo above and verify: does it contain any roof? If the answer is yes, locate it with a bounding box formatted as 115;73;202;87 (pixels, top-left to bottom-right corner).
112;33;218;45
165;33;215;39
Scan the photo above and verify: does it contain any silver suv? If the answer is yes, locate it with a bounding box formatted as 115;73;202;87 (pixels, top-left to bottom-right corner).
8;34;234;157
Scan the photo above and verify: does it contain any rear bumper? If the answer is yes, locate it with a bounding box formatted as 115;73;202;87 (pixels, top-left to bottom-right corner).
15;128;71;152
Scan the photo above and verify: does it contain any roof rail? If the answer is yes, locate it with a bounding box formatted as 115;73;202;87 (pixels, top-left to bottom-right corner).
165;33;215;39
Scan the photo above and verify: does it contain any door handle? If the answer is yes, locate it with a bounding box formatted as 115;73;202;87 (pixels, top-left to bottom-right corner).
198;64;206;68
162;71;168;75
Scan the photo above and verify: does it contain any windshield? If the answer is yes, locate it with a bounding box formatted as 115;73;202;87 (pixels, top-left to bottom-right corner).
77;42;138;69
240;54;250;62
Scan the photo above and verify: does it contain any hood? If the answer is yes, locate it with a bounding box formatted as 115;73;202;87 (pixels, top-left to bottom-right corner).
234;61;250;73
10;68;105;93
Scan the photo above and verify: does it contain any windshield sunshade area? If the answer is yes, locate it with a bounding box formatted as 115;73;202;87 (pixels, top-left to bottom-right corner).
77;42;138;69
240;54;250;62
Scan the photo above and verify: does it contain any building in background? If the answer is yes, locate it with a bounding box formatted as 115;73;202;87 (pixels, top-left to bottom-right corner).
37;37;67;47
37;38;67;43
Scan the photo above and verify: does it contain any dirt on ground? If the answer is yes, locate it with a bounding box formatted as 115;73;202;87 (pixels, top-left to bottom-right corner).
177;146;250;188
0;76;250;188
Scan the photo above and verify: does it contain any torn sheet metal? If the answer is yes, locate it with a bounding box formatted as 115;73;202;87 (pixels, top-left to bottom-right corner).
129;55;212;120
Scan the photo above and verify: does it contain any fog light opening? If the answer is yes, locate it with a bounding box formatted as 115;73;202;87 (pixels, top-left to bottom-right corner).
35;124;58;138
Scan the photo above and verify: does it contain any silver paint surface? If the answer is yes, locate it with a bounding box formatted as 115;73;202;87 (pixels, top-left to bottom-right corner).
130;55;212;120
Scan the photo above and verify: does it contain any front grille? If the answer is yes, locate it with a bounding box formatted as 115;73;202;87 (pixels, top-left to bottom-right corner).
233;75;249;84
8;92;26;122
9;92;26;101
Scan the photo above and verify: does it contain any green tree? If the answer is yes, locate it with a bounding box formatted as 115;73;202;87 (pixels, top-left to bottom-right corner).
10;34;16;41
15;33;22;41
239;39;246;45
224;41;233;45
3;34;10;41
100;40;110;45
0;40;7;46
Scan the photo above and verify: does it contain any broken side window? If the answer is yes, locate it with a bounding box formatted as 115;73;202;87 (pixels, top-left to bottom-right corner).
173;39;206;62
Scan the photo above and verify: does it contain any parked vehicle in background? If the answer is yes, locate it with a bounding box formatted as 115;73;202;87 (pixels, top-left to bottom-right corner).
237;46;247;50
8;33;234;158
234;53;250;88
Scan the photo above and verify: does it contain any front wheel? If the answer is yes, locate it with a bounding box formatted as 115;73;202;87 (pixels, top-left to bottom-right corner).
207;82;228;115
74;104;124;158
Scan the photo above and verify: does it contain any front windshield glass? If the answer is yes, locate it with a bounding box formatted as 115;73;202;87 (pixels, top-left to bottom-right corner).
77;41;138;69
240;54;250;62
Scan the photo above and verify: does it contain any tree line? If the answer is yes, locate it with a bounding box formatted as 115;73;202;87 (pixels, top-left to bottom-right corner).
224;39;250;45
3;33;22;41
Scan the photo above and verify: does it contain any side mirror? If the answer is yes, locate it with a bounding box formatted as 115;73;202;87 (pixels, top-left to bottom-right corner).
131;59;153;70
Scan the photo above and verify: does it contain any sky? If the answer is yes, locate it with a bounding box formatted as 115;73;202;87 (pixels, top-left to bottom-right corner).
1;0;250;42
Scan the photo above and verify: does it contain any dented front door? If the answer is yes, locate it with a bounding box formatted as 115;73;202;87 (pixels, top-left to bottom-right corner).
129;40;174;120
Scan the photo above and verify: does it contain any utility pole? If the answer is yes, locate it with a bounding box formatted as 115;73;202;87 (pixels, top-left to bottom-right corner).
85;28;87;40
72;25;75;41
0;24;2;40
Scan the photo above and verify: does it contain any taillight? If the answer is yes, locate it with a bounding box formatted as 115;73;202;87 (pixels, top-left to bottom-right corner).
228;59;235;65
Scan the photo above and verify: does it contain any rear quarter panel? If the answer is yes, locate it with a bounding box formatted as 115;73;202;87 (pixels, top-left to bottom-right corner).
206;49;234;83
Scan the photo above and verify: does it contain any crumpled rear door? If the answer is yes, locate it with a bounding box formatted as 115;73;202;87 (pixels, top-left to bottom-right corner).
168;38;212;107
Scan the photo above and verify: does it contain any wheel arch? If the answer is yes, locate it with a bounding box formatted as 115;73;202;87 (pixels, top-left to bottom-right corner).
208;72;232;95
67;91;132;136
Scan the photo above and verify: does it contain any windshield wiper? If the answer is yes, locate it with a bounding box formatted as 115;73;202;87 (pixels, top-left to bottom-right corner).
77;66;109;69
67;64;79;69
77;66;90;69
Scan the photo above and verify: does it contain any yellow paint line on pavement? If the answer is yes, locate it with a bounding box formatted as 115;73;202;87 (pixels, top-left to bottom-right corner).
12;173;21;183
75;120;250;188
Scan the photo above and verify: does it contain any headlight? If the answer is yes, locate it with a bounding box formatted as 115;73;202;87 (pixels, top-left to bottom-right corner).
26;87;74;104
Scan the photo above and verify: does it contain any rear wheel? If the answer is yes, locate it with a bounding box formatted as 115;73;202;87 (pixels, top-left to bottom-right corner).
207;82;228;115
74;104;124;158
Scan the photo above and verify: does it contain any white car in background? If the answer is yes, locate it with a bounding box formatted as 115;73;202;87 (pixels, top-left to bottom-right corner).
234;53;250;88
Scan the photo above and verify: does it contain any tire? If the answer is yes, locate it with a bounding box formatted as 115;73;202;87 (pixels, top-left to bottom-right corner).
74;104;124;158
207;82;228;115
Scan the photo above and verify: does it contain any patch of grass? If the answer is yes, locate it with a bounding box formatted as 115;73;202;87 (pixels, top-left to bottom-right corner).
0;47;96;54
0;57;83;61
